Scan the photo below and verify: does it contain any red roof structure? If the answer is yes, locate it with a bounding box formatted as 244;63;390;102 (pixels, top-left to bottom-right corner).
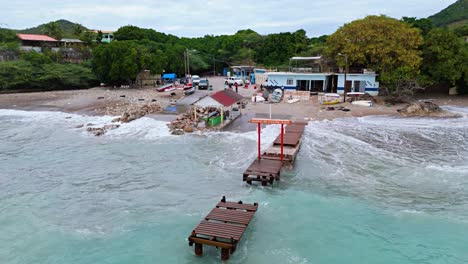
210;89;244;107
17;34;57;42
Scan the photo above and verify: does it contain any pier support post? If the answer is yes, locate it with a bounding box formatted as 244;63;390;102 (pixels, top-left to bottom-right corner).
221;248;230;260
280;124;284;161
195;243;203;256
257;123;261;160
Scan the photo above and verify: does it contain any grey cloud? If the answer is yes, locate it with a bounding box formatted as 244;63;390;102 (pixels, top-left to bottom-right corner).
1;0;457;37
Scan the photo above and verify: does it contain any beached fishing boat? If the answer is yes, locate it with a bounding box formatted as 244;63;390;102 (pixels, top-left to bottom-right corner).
351;100;373;107
320;93;341;105
184;87;195;95
156;84;176;92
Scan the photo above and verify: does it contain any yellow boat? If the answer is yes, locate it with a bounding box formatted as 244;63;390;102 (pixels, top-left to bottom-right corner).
320;93;342;105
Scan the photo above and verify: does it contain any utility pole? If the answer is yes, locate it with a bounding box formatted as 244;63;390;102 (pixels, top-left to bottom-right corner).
185;48;190;75
338;53;348;102
184;51;187;76
213;54;216;77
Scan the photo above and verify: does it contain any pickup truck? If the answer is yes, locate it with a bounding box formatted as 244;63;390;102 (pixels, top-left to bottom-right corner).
225;77;244;86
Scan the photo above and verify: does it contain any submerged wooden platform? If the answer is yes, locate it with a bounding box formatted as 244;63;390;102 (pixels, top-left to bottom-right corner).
244;121;307;185
188;196;258;260
243;159;283;186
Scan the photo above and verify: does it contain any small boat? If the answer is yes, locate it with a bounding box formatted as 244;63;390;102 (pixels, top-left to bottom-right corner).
184;87;195;95
347;92;365;97
156;84;175;92
320;93;341;105
351;100;373;107
183;83;193;90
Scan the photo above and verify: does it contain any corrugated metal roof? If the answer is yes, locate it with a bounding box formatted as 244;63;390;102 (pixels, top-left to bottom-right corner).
194;96;223;108
17;34;57;42
210;89;244;107
290;56;322;60
61;38;84;43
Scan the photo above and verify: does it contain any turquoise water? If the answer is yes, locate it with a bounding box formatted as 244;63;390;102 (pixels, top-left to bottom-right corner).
1;108;468;264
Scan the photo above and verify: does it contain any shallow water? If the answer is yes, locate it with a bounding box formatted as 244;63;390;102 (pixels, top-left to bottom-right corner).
1;107;468;264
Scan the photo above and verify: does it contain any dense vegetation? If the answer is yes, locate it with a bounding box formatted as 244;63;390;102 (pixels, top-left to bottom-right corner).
0;0;466;94
15;19;88;39
0;52;97;91
428;0;467;27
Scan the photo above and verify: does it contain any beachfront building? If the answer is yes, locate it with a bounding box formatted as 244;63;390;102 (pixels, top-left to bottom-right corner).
89;30;114;43
337;72;380;96
60;38;85;48
194;89;244;126
16;34;59;52
265;72;333;92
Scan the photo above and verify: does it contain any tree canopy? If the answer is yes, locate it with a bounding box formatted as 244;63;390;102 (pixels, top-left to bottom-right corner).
42;22;64;40
325;15;424;86
92;40;166;85
422;28;468;86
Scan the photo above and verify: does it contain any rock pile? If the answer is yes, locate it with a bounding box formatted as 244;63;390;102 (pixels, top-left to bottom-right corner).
397;101;440;116
87;103;163;136
167;107;221;135
168;113;196;135
397;101;459;118
87;124;120;136
112;103;163;123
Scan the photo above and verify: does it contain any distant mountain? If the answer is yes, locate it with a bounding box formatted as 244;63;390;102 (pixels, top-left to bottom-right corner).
16;19;88;38
428;0;467;28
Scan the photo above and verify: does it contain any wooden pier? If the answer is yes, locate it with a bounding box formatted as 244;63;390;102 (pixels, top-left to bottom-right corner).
188;196;258;261
244;119;307;185
243;159;283;185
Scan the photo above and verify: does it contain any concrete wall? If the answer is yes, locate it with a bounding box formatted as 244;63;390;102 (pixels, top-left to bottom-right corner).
337;73;379;95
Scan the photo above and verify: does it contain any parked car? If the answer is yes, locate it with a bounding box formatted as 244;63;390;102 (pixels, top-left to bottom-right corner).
225;77;244;86
192;75;200;85
198;78;209;89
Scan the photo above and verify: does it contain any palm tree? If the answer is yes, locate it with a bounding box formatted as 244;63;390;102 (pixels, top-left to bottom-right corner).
72;24;84;37
43;22;63;40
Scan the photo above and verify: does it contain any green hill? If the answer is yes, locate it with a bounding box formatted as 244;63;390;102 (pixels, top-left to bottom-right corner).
428;0;467;27
16;19;88;38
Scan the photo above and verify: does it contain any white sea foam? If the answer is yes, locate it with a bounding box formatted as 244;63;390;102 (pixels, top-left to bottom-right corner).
105;117;171;140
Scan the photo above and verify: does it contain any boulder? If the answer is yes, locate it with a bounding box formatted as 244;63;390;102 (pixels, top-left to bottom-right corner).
171;129;184;135
397;101;441;116
183;126;194;133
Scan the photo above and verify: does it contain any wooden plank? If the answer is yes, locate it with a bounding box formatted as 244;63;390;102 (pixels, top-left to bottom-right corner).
273;133;302;147
188;237;233;249
216;201;258;212
291;121;308;126
194;220;246;241
285;125;305;133
206;208;255;225
245;159;282;174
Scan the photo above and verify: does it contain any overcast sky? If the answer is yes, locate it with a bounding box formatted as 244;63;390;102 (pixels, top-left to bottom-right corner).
1;0;457;37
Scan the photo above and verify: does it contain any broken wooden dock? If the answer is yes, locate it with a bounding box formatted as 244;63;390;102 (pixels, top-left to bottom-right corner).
243;159;283;185
244;120;307;185
188;196;258;261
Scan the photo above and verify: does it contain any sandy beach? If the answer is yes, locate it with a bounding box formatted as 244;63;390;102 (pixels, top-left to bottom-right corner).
1;77;467;131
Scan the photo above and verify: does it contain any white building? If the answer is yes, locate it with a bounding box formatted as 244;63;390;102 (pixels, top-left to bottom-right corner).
264;72;380;95
264;72;332;92
337;73;379;96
